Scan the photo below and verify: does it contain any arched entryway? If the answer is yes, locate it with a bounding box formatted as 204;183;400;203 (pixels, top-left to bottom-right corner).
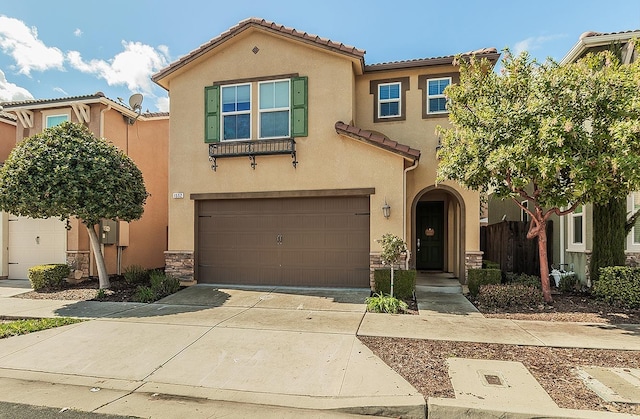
411;185;466;282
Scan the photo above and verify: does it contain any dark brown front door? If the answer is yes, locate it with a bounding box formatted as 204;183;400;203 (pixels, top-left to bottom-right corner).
416;201;445;270
197;196;370;287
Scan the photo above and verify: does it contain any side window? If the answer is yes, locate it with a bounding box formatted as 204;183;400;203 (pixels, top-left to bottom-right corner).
259;79;290;139
521;200;529;222
426;77;451;114
632;192;640;245
370;78;409;123
571;206;584;245
46;114;68;128
221;83;251;141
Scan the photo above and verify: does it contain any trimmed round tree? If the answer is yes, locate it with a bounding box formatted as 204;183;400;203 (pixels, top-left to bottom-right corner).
0;122;148;289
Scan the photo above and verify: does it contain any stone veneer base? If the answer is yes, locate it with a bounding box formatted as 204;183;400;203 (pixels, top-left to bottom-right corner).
165;251;194;282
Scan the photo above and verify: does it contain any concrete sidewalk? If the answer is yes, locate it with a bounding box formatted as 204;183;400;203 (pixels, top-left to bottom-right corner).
0;279;639;418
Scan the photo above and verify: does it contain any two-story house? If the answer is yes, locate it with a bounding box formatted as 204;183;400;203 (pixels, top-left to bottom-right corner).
152;18;498;288
0;93;168;280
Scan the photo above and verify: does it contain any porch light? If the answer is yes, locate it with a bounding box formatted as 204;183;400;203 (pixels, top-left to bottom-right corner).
382;200;391;219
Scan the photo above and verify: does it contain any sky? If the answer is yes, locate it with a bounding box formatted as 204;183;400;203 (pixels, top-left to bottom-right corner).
0;0;639;112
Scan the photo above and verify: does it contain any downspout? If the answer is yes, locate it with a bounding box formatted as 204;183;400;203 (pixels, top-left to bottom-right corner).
403;159;419;270
559;212;565;267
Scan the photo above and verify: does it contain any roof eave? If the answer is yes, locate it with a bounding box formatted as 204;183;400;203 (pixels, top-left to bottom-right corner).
365;51;500;73
561;31;640;64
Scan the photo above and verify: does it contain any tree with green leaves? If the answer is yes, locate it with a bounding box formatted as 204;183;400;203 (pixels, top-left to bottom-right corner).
437;49;640;302
0;122;148;289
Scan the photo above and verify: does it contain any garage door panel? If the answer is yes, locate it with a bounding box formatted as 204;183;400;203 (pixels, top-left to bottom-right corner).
197;196;370;287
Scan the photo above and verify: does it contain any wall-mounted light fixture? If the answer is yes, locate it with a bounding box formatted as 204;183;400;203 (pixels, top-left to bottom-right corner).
382;200;391;219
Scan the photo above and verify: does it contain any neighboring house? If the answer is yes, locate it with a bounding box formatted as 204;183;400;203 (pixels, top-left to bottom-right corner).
152;17;499;288
0;93;168;280
559;30;640;284
487;30;640;284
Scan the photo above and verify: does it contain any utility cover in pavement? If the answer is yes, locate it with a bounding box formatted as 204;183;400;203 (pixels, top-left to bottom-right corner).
576;367;640;403
447;358;557;408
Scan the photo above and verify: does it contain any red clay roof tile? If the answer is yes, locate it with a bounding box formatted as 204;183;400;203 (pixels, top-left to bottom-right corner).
334;121;420;161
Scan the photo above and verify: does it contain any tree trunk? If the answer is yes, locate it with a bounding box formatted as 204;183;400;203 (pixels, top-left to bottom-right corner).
536;221;552;303
86;224;110;289
590;197;626;282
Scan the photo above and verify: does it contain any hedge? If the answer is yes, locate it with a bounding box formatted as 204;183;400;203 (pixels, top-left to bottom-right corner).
373;269;416;299
28;264;71;291
467;268;501;297
593;266;640;308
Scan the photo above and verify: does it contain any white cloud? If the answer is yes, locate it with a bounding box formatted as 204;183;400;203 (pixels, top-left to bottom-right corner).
0;69;33;101
74;28;82;37
0;15;65;75
154;96;169;112
67;41;169;94
513;34;565;57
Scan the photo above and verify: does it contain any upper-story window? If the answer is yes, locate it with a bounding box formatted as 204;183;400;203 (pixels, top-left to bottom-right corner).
370;77;409;123
378;82;401;118
221;83;251;140
427;77;451;114
259;79;290;138
629;192;640;246
205;76;307;143
45;114;69;128
419;73;458;119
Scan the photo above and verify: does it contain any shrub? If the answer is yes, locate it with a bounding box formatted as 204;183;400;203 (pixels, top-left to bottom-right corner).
477;284;543;309
365;293;408;314
467;268;501;297
558;273;578;292
482;260;500;270
374;269;416;299
593;267;640;308
149;270;181;299
123;264;149;285
133;286;156;303
28;264;71;291
504;272;541;289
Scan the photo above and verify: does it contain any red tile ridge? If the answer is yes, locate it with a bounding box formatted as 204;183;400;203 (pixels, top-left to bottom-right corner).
334;121;420;160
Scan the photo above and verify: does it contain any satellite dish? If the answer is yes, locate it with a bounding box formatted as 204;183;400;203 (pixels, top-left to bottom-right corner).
127;93;143;124
129;93;143;112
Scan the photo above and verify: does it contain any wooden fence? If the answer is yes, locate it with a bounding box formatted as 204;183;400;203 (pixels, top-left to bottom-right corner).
480;221;553;275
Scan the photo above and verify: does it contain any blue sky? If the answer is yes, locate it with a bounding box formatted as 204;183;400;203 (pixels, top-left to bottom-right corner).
0;0;639;112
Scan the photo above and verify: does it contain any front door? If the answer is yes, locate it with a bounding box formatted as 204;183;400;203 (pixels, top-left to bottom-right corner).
416;201;444;270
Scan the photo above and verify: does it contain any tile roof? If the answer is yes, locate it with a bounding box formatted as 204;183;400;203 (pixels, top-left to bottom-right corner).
1;92;107;108
152;17;366;84
580;30;640;39
334;121;420;161
0;111;17;123
1;93;168;119
365;48;500;72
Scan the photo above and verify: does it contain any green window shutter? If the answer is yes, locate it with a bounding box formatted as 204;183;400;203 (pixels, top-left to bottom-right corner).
291;76;308;137
204;85;220;143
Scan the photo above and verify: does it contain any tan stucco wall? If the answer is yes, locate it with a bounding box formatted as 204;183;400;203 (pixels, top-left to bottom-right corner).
355;66;482;272
166;29;406;255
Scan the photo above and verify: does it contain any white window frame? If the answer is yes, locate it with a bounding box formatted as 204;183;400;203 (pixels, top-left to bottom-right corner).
626;192;640;251
426;77;451;115
567;205;586;251
377;82;401;119
520;200;529;222
258;79;290;139
220;83;252;142
42;109;70;129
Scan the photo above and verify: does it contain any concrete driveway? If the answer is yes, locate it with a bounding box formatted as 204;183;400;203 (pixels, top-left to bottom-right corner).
0;285;425;418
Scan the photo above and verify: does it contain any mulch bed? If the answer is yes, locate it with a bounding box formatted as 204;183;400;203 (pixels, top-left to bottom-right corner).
13;276;139;302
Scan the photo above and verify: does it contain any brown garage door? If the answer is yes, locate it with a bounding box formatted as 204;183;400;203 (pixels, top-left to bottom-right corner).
197;196;370;287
